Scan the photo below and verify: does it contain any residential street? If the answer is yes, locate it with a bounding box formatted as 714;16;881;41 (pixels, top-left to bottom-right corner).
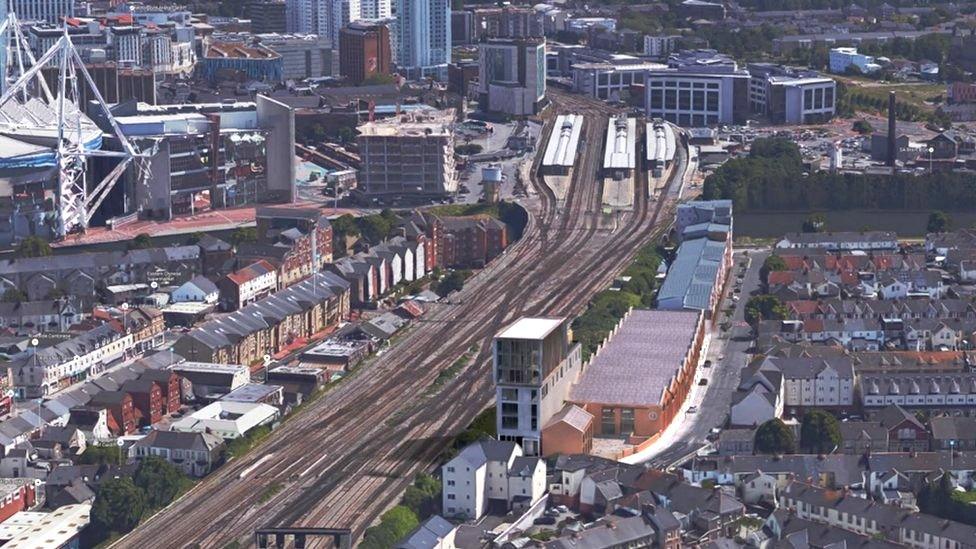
625;249;769;468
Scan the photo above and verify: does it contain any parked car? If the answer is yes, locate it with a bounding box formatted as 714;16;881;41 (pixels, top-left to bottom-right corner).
699;378;708;386
687;406;698;414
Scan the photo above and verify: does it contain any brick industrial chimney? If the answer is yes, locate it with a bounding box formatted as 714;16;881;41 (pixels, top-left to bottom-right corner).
887;91;897;167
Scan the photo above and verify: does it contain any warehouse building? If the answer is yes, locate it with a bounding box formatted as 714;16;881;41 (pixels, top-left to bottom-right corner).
567;309;706;444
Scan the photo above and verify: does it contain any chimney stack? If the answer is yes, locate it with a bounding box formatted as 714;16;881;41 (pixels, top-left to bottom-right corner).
887;91;897;167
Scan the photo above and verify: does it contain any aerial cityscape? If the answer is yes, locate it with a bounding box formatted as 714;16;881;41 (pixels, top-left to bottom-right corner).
2;0;976;548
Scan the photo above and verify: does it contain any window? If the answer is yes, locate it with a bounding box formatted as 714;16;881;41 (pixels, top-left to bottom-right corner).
447;493;455;500
601;407;616;434
621;408;635;433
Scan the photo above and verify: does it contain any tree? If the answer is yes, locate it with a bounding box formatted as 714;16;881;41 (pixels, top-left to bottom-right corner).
360;505;419;549
928;211;953;234
133;456;193;510
434;270;468;295
755;419;796;454
802;214;826;233
0;288;27;303
15;236;52;258
402;473;441;519
92;477;147;534
760;254;788;285
800;410;842;454
852;119;874;134
128;233;153;250
230;226;258;246
745;295;788;325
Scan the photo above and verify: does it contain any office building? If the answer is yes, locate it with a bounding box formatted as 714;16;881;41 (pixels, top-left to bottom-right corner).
573;59;664;102
258;33;333;79
397;0;451;79
9;0;73;24
749;63;836;124
109;96;295;219
248;0;288;34
477;38;546;116
829;47;880;74
645;49;750;126
470;7;544;40
338;21;391;84
357;109;458;197
493;317;582;456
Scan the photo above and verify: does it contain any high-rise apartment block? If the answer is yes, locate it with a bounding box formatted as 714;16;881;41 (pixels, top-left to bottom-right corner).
477;38;546;116
493;317;582;456
396;0;451;79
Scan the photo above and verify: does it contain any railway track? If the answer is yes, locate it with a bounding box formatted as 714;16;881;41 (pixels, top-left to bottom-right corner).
113;93;686;549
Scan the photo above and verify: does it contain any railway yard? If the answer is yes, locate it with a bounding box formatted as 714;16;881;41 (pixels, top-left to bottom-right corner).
112;91;688;548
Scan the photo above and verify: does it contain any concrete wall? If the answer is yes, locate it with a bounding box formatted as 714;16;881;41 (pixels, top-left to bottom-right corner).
256;95;296;203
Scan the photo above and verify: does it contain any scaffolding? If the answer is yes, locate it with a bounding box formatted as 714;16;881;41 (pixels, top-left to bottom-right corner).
0;15;152;238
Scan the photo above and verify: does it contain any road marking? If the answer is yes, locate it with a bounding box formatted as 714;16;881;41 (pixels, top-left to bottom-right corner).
238;453;275;479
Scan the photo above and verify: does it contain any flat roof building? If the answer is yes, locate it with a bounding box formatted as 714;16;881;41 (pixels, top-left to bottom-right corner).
568;309;706;441
477;37;547;116
357;109;459;196
645;49;750;126
170;400;279;439
494;316;582;456
541;114;583;175
339;21;392;85
748;63;836;125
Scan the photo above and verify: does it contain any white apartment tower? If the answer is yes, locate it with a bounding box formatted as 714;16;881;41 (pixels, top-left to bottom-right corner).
492;317;582;456
397;0;451;79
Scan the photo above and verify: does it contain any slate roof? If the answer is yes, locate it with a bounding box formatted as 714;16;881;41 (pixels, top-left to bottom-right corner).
570;309;700;407
657;237;727;311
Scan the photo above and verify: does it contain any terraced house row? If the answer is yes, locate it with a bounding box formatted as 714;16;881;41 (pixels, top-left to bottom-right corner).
171;272;350;366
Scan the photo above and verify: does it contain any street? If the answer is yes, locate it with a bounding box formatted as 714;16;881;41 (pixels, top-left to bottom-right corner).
626;248;769;468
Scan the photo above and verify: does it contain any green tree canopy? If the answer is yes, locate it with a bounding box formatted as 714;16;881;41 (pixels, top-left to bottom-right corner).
133;456;193;510
15;236;51;258
0;288;27;303
852;119;874;134
360;505;419;549
434;270;469;296
928;210;953;234
745;295;788;325
755;419;796;454
230;226;258;246
800;410;842;454
760;254;788;285
92;477;147;534
802;214;826;233
128;233;153;250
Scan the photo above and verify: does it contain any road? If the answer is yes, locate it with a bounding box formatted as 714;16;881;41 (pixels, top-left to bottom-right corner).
634;248;769;469
114;91;686;548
